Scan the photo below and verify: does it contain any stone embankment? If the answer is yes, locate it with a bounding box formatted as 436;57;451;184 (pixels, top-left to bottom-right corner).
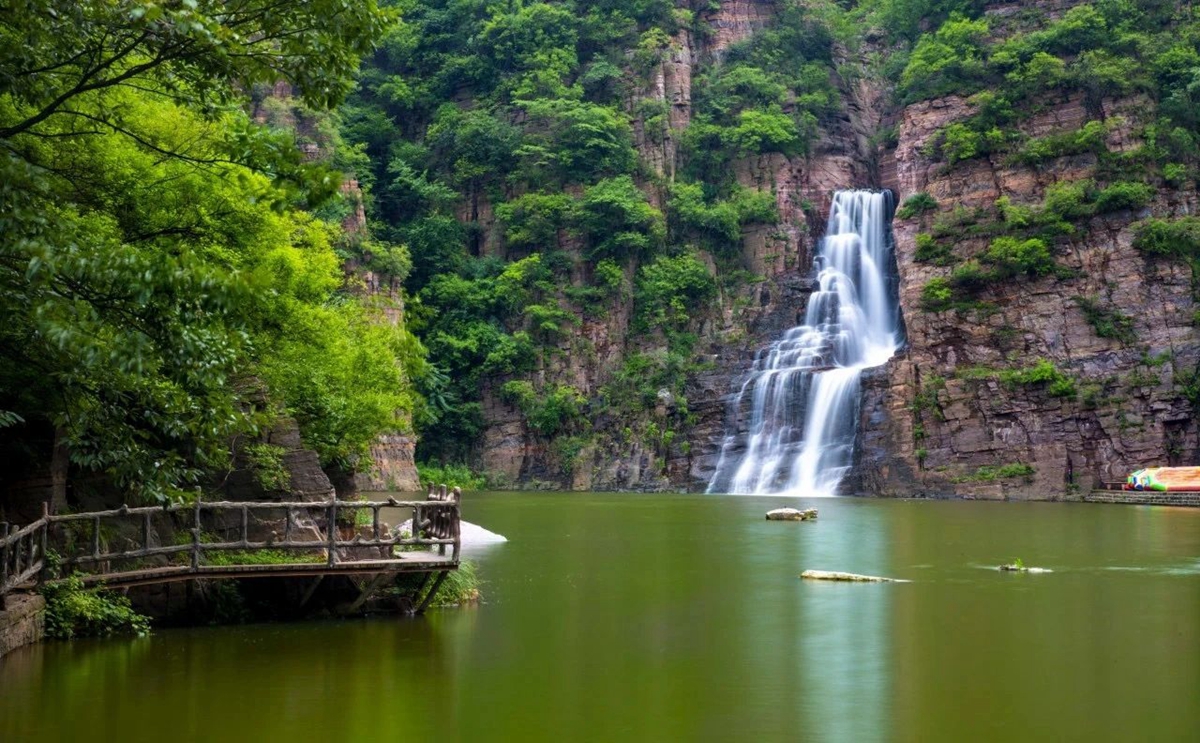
0;594;45;659
1082;491;1200;508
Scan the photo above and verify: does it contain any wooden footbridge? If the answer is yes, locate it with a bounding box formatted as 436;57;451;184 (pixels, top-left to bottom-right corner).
0;486;463;615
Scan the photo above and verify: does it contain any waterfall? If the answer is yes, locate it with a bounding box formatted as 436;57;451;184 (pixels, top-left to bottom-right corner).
707;190;901;496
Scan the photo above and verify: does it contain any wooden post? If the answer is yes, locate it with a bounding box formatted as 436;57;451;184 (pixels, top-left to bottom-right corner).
284;506;292;544
1;522;10;596
92;515;101;561
142;511;152;553
13;529;23;580
372;505;382;558
326;501;337;567
452;488;462;561
415;572;450;614
38;502;49;585
191;499;202;571
412;504;421;545
241;505;249;548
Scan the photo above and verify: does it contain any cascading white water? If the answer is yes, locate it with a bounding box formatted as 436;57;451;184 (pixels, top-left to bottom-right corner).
707;190;900;496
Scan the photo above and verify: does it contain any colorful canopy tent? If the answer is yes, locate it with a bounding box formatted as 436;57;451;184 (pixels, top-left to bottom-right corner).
1125;467;1200;492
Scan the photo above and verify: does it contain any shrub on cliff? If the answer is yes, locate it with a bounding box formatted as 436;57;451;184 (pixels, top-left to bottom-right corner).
1094;182;1154;213
1000;359;1076;398
982;237;1055;278
920;277;955;312
668;182;778;252
501;381;585;438
898;15;991;102
576;176;666;260
896;193;939;220
1133;217;1200;260
914;233;955;265
635;253;717;332
1075;296;1137;344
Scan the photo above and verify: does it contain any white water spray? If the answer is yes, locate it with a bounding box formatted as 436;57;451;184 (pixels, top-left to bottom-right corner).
707;190;900;496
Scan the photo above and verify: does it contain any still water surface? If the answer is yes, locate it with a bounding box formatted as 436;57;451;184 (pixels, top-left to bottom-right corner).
2;493;1199;742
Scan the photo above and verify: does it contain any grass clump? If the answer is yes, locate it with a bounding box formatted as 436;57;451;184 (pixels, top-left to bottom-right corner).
1074;295;1136;343
396;560;483;607
430;560;483;607
999;359;1077;397
955;359;1076;398
204;549;323;567
953;463;1036;483
914;233;955;265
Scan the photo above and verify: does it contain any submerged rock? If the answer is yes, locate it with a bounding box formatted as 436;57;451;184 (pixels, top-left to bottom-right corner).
801;570;908;583
766;508;818;521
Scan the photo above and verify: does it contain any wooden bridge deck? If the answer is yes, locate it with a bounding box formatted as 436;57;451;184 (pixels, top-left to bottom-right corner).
1;489;464;612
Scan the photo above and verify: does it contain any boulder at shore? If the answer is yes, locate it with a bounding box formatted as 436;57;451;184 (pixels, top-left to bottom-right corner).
766;508;817;521
800;570;908;583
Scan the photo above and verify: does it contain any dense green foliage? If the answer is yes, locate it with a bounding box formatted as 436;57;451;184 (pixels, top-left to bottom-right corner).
415;462;489;490
0;1;423;501
895;0;1200;340
898;2;1200;165
7;0;1193;493
339;0;837;466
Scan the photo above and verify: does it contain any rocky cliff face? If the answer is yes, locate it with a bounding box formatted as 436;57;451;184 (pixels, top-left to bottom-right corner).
476;0;862;491
853;1;1200;498
475;0;1199;498
859;94;1199;498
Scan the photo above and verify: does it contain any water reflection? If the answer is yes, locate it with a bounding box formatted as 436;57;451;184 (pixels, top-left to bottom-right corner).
799;501;891;741
2;496;1198;742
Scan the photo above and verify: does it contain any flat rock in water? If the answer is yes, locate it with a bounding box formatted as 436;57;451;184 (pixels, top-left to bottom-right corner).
766;508;817;521
801;570;908;583
998;564;1051;573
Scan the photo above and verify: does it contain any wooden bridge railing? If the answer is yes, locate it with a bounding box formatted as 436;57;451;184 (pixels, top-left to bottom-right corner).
0;491;461;606
0;505;49;604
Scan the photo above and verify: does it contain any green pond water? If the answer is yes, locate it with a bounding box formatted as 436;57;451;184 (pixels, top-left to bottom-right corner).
2;493;1199;742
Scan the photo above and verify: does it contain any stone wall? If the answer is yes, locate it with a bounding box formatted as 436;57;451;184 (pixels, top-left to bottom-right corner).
0;594;45;659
